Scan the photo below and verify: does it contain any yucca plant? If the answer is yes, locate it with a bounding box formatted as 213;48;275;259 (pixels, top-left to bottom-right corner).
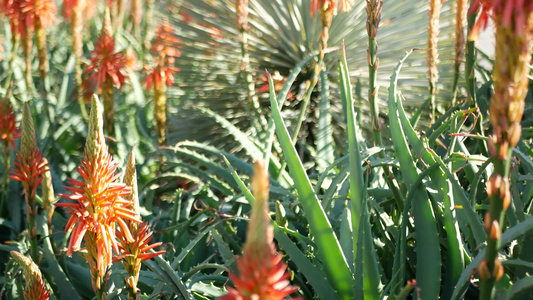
164;0;462;151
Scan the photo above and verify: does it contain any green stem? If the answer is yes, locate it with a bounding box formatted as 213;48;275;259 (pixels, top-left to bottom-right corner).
141;0;154;62
480;151;512;300
0;146;10;218
465;0;488;155
27;195;39;263
291;68;319;145
95;286;104;300
366;1;404;211
239;28;266;134
465;6;477;107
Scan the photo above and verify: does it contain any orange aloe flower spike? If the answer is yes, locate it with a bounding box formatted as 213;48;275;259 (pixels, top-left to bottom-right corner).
19;0;57;30
9;103;47;202
219;160;301;300
11;251;50;300
56;95;140;292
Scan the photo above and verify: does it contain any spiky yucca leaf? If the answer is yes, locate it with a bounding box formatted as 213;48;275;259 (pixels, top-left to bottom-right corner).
161;0;458;149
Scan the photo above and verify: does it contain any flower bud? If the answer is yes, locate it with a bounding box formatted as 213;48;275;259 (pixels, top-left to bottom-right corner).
478;260;490;279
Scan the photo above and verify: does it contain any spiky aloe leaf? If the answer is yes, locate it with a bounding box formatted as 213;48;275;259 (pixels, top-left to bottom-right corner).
268;73;354;299
387;51;441;299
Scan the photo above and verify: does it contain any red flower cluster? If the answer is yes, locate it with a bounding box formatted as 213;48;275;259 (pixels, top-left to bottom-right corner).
143;64;180;91
219;161;300;300
86;33;127;92
19;0;57;29
310;0;353;17
143;22;181;91
2;0;56;34
0;100;21;149
8;103;47;203
469;0;533;40
56;97;140;291
114;221;165;263
150;22;181;63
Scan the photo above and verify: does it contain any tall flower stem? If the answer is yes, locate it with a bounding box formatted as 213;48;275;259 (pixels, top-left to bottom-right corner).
21;25;33;90
470;2;533;299
71;0;89;119
236;0;266;134
142;0;155;60
2;30;20;94
56;95;141;298
1;146;9;217
365;0;403;211
130;0;142;37
428;0;442;124
451;0;467;104
35;17;49;97
9;103;47;263
465;0;478;107
153;76;167;145
465;0;486;153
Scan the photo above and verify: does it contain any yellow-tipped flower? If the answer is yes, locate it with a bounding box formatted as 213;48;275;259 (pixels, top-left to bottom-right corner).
11;251;50;300
9;103;47;217
56;96;140;292
219;161;300;300
114;151;164;298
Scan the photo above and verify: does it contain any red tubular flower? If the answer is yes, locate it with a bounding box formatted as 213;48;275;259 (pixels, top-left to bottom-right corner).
11;251;51;300
142;64;179;91
19;0;57;30
113;221;165;271
219;161;300;300
469;0;533;41
151;22;181;61
0;100;21;149
112;151;164;296
311;0;353;17
9;103;47;203
2;0;22;32
86;33;127;92
56;96;140;292
257;72;294;101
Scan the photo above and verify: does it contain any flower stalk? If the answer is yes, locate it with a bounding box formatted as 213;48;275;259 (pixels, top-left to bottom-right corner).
428;0;442;123
143;22;180;146
219;161;300;299
21;24;33;89
86;9;127;135
364;0;403;211
452;0;468;104
11;251;51;300
56;96;140;298
114;151;164;299
19;0;57;96
9;103;48;262
67;0;89;118
130;0;142;37
468;1;533;298
292;0;353;143
236;0;265;132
